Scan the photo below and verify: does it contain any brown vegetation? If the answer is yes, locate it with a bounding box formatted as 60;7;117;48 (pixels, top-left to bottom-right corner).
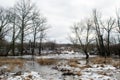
79;65;92;70
90;57;112;64
36;58;58;65
112;61;120;69
0;58;25;68
68;59;80;67
0;58;25;73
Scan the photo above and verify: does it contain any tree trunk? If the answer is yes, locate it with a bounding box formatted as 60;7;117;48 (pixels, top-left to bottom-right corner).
12;21;15;56
99;35;106;57
39;38;42;55
21;21;24;56
84;51;89;64
107;32;110;57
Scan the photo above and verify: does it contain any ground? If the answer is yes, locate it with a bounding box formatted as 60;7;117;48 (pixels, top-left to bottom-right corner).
0;52;120;80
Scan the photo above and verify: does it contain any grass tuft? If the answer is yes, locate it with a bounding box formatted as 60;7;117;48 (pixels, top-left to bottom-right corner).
68;59;80;68
90;57;112;64
0;58;25;68
36;58;58;65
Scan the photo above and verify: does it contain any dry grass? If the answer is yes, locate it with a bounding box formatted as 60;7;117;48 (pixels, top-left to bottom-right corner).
112;61;120;68
68;59;79;63
97;71;107;76
68;62;79;67
68;59;80;68
36;58;58;65
68;59;80;67
79;65;92;70
0;58;25;68
75;71;82;76
0;58;25;72
90;57;112;64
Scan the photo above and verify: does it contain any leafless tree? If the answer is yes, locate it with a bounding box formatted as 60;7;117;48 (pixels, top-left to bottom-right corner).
0;7;11;42
14;0;36;55
116;9;120;59
70;19;93;63
92;9;106;57
8;8;21;56
31;10;47;55
101;17;115;56
38;28;47;55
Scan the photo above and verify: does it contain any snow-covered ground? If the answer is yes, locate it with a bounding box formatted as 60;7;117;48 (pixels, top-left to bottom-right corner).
7;71;45;80
7;51;96;59
0;51;120;80
0;60;119;80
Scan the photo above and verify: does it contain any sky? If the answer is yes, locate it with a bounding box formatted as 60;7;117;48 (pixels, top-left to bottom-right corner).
0;0;120;43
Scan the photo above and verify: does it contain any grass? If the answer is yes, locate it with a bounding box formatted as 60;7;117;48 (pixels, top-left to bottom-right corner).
0;58;25;68
68;59;80;67
112;61;120;68
68;62;79;67
79;65;92;69
36;58;58;65
90;57;112;64
90;56;120;68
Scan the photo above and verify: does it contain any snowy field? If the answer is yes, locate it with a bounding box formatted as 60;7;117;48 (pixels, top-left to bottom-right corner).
0;51;120;80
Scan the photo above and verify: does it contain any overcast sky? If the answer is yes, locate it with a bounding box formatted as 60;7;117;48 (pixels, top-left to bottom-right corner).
0;0;120;43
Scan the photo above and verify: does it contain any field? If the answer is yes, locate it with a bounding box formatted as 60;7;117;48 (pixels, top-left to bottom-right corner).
0;52;120;80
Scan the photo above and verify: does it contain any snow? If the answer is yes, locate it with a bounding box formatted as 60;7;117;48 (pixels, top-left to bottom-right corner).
80;65;118;80
0;51;119;80
0;61;119;80
37;52;96;59
55;61;119;80
7;71;45;80
7;50;96;59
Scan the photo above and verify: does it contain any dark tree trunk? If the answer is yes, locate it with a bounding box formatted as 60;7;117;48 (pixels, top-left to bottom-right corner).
107;32;110;57
99;35;106;57
84;51;89;64
21;21;24;56
12;22;15;56
39;39;42;55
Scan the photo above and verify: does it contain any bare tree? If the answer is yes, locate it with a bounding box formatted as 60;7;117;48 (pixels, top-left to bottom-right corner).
8;8;21;56
101;17;115;56
70;19;93;63
14;0;36;55
31;10;47;55
92;9;106;57
38;28;47;55
0;7;11;56
116;9;120;59
0;7;10;42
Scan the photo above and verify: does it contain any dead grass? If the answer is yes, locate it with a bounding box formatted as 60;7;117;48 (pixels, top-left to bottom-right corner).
0;58;25;72
79;65;92;70
90;57;112;64
0;58;25;68
112;61;120;69
68;62;79;67
75;71;82;76
68;59;79;63
68;59;80;68
97;71;107;76
36;58;58;65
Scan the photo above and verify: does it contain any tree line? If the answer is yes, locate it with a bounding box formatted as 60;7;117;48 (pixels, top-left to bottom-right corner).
0;0;47;56
70;9;120;60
